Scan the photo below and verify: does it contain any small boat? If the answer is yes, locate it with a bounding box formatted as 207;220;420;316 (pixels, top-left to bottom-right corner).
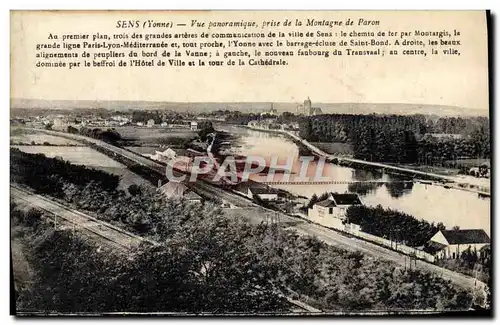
478;192;491;199
417;180;433;185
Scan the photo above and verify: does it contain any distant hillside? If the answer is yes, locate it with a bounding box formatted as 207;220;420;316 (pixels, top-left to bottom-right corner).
10;98;489;117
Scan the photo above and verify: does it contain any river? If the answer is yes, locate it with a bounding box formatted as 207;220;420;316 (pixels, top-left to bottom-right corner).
218;125;490;235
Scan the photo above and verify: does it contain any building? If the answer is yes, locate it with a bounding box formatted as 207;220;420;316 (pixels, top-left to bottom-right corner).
157;180;202;204
296;97;323;116
427;229;490;259
236;183;282;202
52;117;70;131
247;120;259;128
308;193;362;229
248;185;281;201
147;119;155;127
147;148;177;163
468;162;490;178
260;103;278;117
190;121;198;131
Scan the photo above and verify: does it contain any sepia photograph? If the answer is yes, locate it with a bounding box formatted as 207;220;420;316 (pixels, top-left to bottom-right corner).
9;10;491;316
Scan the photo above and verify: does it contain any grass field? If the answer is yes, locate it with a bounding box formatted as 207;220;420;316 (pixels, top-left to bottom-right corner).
11;134;82;146
99;167;155;191
11;145;154;190
10;127;82;146
98;126;198;147
11;146;125;168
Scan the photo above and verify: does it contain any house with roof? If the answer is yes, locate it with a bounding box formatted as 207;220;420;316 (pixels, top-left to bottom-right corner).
147;148;177;164
247;184;282;202
427;229;490;259
157;180;202;204
234;182;283;202
308;193;362;229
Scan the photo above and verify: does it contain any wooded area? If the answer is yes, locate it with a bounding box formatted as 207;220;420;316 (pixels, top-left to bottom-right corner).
299;115;490;165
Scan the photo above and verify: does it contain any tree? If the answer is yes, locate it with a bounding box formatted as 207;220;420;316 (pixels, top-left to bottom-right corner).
67;125;79;134
307;194;318;209
127;184;142;196
25;208;42;226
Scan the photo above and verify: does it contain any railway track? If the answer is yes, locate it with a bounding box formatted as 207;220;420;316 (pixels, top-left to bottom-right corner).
260;180;415;185
33;128;256;208
11;185;159;250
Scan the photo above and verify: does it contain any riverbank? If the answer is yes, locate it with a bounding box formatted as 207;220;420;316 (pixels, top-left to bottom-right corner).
242;125;490;197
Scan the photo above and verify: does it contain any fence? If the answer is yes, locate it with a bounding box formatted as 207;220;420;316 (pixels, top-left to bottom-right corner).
323;218;436;263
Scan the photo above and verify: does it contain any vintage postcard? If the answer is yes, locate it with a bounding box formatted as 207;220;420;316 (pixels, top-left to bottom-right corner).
10;10;491;316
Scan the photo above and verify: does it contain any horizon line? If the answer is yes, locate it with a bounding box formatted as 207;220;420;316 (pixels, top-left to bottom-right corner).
10;97;489;110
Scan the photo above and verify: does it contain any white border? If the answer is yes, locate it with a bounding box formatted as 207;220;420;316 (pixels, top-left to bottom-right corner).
3;1;498;325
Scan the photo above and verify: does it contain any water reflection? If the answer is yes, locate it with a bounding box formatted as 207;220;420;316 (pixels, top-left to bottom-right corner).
217;125;490;234
348;182;382;196
385;180;414;199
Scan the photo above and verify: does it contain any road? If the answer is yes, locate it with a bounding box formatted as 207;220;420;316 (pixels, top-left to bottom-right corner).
28;128;486;293
295;222;485;293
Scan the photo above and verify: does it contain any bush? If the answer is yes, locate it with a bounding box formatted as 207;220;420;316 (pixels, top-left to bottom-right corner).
127;184;142;196
25;208;42;226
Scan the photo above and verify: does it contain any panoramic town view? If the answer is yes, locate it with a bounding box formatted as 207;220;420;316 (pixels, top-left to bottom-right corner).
10;97;491;314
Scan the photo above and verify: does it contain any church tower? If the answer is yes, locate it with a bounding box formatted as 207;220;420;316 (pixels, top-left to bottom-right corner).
304;97;312;116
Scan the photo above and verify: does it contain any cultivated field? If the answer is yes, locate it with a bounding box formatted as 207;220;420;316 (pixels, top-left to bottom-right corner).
98;167;155;191
10;128;82;145
11;134;82;146
11;146;125;168
98;126;198;147
11;145;154;190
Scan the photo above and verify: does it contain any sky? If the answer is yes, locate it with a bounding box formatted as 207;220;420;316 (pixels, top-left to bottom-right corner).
10;11;489;114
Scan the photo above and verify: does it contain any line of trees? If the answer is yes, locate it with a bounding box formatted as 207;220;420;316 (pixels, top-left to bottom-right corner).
298;114;490;164
67;125;122;144
345;205;446;247
212;111;490;166
10;148;120;196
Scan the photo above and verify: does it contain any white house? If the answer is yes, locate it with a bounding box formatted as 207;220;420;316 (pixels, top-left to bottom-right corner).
427;229;490;259
247;184;281;202
147;119;155;127
190;121;198;131
157;180;202;204
147;148;177;163
308;193;362;229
